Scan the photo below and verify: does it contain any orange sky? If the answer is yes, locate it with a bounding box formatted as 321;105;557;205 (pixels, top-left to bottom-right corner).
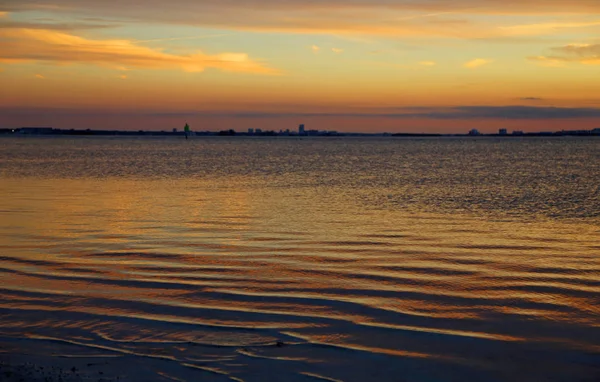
1;1;599;133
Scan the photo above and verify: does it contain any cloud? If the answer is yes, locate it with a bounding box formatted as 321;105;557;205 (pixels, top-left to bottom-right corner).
135;33;233;43
205;106;600;120
527;55;566;67
0;20;117;30
311;45;320;53
499;21;600;36
331;47;343;54
120;74;127;79
0;12;7;17
0;28;279;74
419;61;436;66
550;43;600;65
35;73;44;78
5;0;598;39
529;43;600;66
520;97;543;101
463;58;493;68
13;105;598;120
3;0;600;17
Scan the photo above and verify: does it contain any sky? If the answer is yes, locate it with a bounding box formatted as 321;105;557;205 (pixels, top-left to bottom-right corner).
1;0;599;133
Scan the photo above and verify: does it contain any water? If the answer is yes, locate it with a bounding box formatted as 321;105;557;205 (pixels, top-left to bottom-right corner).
1;136;599;381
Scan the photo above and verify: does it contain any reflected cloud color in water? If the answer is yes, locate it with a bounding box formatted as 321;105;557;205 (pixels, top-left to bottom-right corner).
0;137;599;381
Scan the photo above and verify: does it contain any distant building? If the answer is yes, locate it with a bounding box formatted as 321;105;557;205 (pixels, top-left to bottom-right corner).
499;128;508;135
299;124;305;135
255;128;262;134
172;128;177;133
468;129;480;136
512;130;524;135
592;128;600;135
248;128;254;134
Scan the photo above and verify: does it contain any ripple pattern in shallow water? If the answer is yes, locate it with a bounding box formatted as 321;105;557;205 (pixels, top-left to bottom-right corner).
1;137;599;381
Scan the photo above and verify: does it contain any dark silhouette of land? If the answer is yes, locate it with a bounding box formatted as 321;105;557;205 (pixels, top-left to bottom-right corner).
1;126;599;137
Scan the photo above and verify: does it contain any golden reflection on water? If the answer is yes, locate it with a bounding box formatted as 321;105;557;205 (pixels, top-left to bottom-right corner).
1;138;600;382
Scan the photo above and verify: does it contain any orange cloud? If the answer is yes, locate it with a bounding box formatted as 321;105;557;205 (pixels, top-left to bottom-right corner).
331;48;343;54
464;58;493;68
527;56;567;67
311;45;320;53
0;28;279;75
35;73;45;78
528;43;600;66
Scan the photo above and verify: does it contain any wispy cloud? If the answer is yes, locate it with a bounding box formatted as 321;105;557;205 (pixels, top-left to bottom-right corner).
419;61;436;66
119;74;127;79
4;1;600;39
464;58;493;68
0;12;8;17
311;45;320;53
527;55;566;67
35;73;44;78
223;106;600;120
520;97;543;101
529;43;600;66
4;0;600;17
0;19;116;30
134;33;233;43
331;47;343;54
550;43;600;65
8;105;600;120
499;21;600;36
0;28;279;74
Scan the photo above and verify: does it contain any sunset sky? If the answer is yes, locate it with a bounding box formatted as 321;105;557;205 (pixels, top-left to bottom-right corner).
1;0;599;133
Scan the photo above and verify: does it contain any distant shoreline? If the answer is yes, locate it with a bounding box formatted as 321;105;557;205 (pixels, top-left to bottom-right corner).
2;128;599;138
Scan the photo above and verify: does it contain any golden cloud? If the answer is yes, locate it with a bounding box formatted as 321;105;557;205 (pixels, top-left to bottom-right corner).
552;43;600;64
527;56;567;67
331;48;343;54
529;43;600;66
0;28;279;74
499;20;600;36
464;58;493;68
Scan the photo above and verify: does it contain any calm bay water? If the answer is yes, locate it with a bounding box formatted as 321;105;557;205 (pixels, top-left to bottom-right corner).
1;136;599;381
